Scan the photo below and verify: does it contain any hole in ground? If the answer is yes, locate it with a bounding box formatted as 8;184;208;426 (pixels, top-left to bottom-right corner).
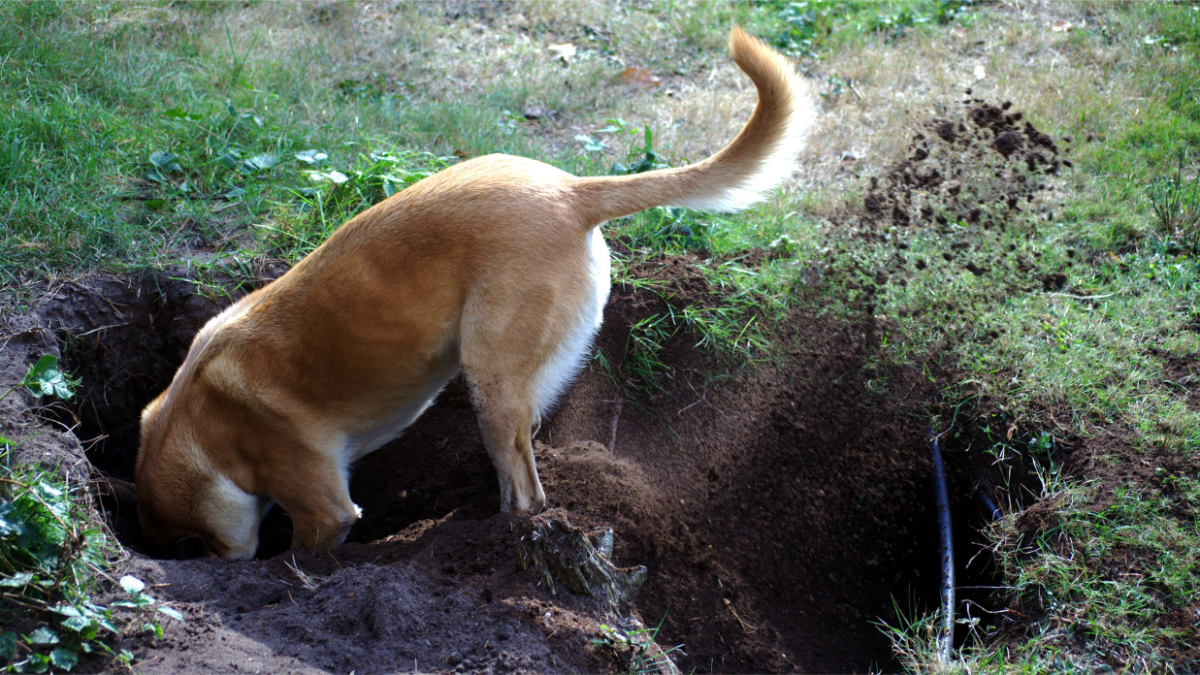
44;269;1002;672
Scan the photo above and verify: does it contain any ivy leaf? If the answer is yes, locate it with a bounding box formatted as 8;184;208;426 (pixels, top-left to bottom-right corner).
149;151;175;169
217;149;243;168
305;170;349;184
0;632;16;661
0;570;34;587
49;647;78;671
26;627;60;645
148;151;183;173
0;503;28;540
294;149;328;165
21;355;77;400
574;134;608;153
243;154;277;171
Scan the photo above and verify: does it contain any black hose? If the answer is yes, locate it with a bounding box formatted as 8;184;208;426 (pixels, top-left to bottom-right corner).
927;429;955;665
978;489;1001;521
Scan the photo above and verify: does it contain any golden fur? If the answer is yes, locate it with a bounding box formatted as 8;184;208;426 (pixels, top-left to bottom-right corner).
135;28;815;558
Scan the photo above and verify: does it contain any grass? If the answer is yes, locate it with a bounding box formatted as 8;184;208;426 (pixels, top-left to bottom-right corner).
2;1;1199;673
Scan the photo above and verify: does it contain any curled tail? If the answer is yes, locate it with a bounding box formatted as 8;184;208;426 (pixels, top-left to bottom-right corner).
570;27;815;226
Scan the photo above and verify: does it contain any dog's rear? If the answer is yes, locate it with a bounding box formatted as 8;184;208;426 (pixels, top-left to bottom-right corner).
134;27;816;558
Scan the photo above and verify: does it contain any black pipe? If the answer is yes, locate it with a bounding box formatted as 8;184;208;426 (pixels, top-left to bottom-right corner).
927;429;954;665
978;489;1001;521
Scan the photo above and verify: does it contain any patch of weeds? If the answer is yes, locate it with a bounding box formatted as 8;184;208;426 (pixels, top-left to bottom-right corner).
622;311;682;397
0;357;79;409
258;149;453;261
621;208;715;254
769;1;853;58
0;356;183;672
988;479;1200;671
763;1;975;59
591;618;682;675
602;272;773;398
1147;153;1200;254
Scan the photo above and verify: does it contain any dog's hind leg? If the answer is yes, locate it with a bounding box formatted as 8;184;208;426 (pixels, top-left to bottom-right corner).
463;371;545;515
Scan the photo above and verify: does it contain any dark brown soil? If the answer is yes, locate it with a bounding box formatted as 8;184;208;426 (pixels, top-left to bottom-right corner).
842;97;1074;288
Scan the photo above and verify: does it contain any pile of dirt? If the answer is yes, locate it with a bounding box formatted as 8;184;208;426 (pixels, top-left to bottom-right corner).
857;96;1072;235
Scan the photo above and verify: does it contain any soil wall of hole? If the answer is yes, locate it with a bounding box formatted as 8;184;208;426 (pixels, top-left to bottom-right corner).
25;264;999;673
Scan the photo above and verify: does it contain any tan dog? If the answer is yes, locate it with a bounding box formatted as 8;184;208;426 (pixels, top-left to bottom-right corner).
135;28;815;558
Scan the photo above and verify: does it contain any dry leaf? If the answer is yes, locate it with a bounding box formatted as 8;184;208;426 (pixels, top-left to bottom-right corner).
1052;20;1073;32
547;43;576;63
621;67;662;90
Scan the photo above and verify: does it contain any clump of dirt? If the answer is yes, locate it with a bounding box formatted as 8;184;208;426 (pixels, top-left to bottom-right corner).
855;97;1071;238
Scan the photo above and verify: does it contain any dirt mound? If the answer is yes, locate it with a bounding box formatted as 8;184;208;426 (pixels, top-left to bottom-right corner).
851;95;1073;249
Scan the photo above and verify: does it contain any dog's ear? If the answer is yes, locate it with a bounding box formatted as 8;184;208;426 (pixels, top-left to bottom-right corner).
174;536;208;560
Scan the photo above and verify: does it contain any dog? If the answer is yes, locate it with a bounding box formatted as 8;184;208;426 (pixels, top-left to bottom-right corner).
134;27;815;558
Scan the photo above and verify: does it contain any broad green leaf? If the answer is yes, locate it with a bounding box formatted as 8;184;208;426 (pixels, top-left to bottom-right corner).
294;149;328;165
49;648;78;671
24;652;51;672
0;632;16;660
223;187;248;200
51;605;82;618
149;151;175;169
217;150;243;168
0;571;34;587
574;134;607;152
0;504;27;538
157;606;184;622
60;615;91;633
25;627;59;645
306;170;348;184
243;154;277;171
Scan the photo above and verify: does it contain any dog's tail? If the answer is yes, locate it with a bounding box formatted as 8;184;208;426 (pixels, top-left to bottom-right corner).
570;27;815;227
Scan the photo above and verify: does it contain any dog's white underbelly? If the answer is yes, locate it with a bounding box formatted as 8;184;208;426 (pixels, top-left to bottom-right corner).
530;227;612;416
345;360;461;463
